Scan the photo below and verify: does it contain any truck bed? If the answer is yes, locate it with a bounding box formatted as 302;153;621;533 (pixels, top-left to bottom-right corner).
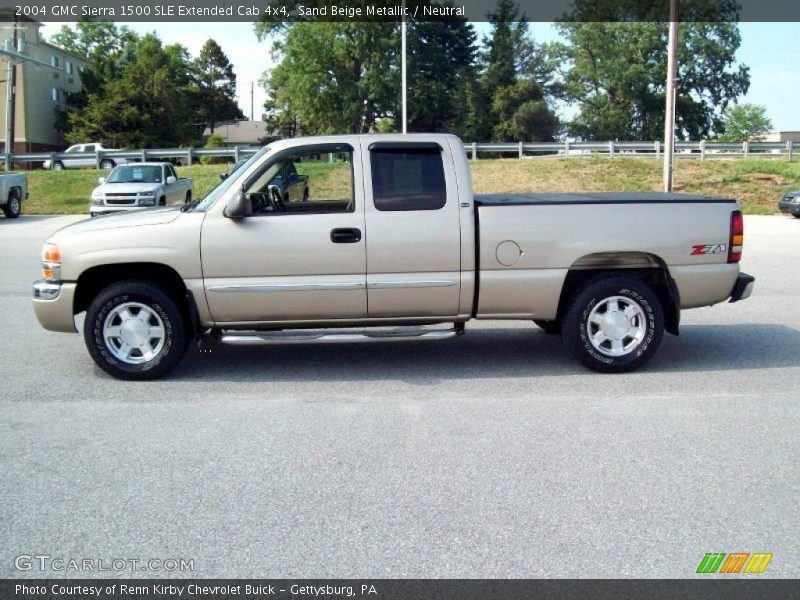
476;192;736;206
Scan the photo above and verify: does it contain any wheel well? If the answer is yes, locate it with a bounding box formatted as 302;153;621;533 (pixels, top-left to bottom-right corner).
9;186;21;199
555;254;680;336
74;263;188;316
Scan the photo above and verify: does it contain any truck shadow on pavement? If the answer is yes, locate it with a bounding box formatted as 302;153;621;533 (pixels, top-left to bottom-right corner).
167;323;800;382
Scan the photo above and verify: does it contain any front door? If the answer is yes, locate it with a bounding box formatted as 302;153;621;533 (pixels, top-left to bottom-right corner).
201;143;367;324
361;140;462;318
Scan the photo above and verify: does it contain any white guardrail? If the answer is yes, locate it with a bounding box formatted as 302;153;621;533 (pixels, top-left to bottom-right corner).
1;140;796;169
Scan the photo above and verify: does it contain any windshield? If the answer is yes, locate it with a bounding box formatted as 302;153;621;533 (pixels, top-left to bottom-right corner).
193;147;271;211
106;165;163;184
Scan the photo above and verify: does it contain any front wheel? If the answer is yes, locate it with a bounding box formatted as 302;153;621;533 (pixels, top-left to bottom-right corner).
184;191;192;204
83;280;189;380
561;276;664;373
100;159;115;169
3;190;21;218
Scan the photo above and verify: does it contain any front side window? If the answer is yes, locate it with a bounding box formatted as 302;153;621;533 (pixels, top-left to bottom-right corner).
244;145;354;215
371;147;446;211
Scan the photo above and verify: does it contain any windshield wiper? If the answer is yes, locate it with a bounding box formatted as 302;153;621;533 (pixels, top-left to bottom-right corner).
180;200;201;212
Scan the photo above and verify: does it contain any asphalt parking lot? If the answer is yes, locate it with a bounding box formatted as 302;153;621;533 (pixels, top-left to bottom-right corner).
1;214;798;578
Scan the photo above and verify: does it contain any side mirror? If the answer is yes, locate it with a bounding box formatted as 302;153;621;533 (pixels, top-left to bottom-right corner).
166;175;177;185
97;177;106;185
220;172;229;181
224;191;249;219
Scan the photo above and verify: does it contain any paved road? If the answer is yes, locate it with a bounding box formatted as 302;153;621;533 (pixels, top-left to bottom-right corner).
1;215;798;578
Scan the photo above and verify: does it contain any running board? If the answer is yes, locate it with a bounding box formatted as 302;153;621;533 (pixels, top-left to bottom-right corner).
219;326;464;346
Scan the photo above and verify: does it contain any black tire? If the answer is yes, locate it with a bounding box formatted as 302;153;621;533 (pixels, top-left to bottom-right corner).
793;214;800;219
184;191;192;204
302;188;309;202
533;319;561;334
3;190;21;218
159;196;166;206
53;161;64;171
100;159;115;169
83;280;189;380
561;276;664;373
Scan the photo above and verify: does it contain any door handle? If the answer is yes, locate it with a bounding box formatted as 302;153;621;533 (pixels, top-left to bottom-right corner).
330;228;362;243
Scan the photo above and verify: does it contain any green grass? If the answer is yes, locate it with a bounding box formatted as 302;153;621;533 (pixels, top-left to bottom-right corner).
16;157;800;215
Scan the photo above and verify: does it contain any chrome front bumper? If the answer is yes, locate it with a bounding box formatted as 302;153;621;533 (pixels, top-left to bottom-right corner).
32;280;78;333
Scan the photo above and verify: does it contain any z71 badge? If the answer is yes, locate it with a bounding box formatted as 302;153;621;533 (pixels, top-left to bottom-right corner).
691;244;727;255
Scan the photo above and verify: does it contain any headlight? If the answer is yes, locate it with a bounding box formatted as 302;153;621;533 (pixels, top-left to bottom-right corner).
41;243;62;281
139;191;156;198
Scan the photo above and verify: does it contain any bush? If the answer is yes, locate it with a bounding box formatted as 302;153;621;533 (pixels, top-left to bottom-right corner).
200;133;229;165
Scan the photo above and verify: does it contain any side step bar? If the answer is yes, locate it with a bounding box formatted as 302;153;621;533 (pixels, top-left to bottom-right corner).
219;326;464;346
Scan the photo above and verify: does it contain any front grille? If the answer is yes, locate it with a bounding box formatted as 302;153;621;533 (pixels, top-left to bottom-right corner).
106;198;136;205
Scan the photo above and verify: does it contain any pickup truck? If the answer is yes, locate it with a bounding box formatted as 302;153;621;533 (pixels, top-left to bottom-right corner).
90;162;194;216
43;143;131;170
32;134;754;380
1;172;27;218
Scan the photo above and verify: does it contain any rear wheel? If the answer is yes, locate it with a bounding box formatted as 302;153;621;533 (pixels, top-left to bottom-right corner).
561;276;664;373
3;190;21;218
83;280;189;380
533;319;560;334
184;191;192;204
794;214;800;219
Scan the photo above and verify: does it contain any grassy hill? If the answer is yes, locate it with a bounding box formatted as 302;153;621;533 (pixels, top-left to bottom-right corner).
18;157;800;215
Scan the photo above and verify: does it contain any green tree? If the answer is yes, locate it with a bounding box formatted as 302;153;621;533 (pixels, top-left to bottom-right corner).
718;103;773;142
406;19;478;133
555;22;750;140
258;22;398;134
191;39;243;132
62;35;199;147
479;0;560;141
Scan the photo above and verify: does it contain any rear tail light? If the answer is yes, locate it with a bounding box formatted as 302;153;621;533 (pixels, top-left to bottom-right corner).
728;210;743;263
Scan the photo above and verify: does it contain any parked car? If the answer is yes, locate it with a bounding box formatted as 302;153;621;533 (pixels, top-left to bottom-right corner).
33;134;754;380
90;162;194;216
778;191;800;218
220;159;248;181
0;172;27;218
43;143;131;170
269;161;309;203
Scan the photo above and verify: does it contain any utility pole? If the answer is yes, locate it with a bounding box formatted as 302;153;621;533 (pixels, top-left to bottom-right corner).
250;81;254;121
2;24;61;171
401;0;407;134
663;0;679;192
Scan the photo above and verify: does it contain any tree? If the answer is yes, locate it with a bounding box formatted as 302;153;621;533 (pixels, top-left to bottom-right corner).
479;0;560;141
718;103;772;142
555;22;750;140
406;19;478;133
191;39;243;132
258;22;399;134
61;35;199;147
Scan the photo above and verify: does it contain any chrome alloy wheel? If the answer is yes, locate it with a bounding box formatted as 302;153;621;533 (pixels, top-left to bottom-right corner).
102;302;166;364
586;295;647;357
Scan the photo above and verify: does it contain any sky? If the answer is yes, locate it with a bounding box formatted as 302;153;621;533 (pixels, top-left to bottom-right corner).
41;21;800;133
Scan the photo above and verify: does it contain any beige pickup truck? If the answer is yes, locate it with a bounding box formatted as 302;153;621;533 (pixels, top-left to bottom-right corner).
32;134;754;380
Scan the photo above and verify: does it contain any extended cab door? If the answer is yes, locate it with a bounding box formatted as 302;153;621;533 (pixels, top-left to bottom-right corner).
201;142;367;324
361;139;462;318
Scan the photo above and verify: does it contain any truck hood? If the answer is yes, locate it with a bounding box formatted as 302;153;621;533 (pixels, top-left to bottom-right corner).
50;206;183;239
95;182;160;194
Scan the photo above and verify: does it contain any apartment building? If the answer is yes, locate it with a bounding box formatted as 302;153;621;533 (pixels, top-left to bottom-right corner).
0;15;86;152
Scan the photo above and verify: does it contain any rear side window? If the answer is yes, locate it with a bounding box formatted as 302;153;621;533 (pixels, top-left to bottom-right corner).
371;147;446;211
